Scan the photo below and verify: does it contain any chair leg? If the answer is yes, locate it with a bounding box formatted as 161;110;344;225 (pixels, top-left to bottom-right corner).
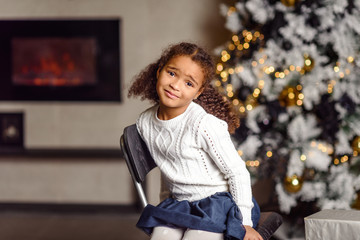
134;182;148;208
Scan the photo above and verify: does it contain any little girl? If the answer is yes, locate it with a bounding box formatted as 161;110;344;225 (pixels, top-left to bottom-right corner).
128;42;262;240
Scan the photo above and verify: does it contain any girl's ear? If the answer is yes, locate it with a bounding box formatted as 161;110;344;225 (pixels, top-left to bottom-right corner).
194;87;204;100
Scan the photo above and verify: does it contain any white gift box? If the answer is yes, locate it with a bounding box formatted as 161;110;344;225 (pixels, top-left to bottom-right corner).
304;209;360;240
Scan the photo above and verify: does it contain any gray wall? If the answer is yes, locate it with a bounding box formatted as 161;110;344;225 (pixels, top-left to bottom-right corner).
0;0;231;205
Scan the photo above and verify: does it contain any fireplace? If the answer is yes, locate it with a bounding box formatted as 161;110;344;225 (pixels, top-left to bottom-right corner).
0;19;121;102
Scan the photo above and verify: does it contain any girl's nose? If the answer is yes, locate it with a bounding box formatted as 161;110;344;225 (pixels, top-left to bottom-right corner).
169;79;180;91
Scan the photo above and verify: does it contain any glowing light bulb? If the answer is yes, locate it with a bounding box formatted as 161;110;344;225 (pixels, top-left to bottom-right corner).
292;178;299;186
347;56;354;63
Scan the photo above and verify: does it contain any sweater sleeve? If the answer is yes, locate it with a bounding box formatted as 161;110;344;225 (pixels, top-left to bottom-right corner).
198;114;254;227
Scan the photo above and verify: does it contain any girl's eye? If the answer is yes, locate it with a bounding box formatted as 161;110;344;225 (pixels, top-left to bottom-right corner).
186;82;193;87
168;71;175;77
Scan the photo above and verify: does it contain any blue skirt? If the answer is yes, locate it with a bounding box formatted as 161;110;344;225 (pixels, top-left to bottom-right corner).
136;192;260;240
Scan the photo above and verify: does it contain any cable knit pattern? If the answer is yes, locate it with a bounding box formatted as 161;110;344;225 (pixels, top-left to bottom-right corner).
136;102;254;227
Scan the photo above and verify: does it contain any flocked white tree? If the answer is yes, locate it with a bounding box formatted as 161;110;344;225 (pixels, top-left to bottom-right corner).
215;0;360;219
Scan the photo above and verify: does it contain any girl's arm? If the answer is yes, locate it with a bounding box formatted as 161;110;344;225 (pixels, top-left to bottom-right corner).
199;115;254;226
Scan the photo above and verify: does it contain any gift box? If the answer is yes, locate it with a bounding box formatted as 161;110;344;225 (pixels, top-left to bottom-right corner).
304;209;360;240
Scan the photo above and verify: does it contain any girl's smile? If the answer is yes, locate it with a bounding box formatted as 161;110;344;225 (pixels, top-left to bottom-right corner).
156;55;204;120
164;89;179;99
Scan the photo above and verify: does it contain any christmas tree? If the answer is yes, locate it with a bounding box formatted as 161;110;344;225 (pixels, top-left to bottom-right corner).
215;0;360;221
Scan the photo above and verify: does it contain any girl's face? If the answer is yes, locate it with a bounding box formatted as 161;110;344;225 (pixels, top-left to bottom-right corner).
156;55;204;119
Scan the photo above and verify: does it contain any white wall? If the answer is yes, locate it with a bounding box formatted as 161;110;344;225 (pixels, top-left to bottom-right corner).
0;0;231;205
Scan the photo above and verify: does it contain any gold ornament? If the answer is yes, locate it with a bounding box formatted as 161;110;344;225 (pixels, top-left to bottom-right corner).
303;54;315;73
352;136;360;153
280;0;300;7
278;86;300;107
284;175;303;193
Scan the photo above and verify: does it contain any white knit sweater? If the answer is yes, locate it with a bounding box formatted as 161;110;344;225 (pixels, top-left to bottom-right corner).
136;102;254;226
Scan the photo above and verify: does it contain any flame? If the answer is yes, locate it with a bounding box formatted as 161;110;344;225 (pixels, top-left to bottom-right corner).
19;52;84;86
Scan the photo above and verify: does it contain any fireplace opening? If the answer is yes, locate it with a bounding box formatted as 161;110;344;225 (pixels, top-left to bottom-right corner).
0;19;121;102
12;38;97;87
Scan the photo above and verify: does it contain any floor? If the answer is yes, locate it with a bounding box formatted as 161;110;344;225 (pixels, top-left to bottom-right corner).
0;210;148;240
0;206;302;240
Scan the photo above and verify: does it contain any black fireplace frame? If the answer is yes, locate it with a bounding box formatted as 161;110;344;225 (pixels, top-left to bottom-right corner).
0;19;121;102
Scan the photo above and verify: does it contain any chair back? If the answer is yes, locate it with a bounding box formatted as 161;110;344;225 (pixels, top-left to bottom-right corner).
121;124;157;183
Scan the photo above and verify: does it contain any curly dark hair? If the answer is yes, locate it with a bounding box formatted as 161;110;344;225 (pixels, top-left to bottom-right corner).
128;42;239;133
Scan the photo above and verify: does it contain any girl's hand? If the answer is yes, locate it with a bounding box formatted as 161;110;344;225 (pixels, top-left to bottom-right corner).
243;225;263;240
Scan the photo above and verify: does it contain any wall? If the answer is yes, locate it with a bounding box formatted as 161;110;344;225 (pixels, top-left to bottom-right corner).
0;0;232;205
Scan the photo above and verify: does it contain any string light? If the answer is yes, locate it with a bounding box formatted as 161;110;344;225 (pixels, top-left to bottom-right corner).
308;141;335;155
216;63;223;72
341;155;349;163
235;66;244;73
214;30;266;115
334;155;350;165
253;88;260;97
228;43;235;51
332;57;354;78
304;58;312;66
221;50;231;62
279;86;303;107
232;99;239;105
328;84;334;93
292;178;299;186
246;160;260;167
258;80;265;89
